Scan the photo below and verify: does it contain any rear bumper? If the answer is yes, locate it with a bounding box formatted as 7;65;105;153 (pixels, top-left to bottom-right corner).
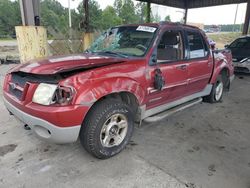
3;97;81;144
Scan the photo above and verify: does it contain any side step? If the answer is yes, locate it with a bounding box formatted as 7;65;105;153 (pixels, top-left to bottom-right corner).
143;98;202;123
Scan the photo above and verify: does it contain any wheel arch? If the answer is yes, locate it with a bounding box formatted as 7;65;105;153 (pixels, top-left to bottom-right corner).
76;77;145;127
210;60;230;87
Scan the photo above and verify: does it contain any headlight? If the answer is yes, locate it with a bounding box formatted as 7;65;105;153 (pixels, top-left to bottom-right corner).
32;83;58;105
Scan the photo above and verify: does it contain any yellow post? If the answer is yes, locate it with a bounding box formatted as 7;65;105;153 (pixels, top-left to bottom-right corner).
83;32;94;51
15;26;48;63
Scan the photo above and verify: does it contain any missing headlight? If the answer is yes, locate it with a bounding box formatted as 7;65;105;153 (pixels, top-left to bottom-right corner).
53;86;74;105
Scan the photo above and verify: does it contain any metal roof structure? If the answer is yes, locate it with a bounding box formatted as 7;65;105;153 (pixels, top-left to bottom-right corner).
137;0;250;35
137;0;247;9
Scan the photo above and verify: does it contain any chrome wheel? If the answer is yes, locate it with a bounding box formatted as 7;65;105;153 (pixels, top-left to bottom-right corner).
215;81;223;101
100;113;128;148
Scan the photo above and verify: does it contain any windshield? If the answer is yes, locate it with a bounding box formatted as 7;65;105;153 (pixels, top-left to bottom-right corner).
230;38;250;49
87;25;157;57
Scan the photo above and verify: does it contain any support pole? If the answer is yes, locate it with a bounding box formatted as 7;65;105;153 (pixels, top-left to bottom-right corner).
233;4;239;32
19;0;35;25
146;2;151;23
15;26;48;63
83;0;93;50
243;0;250;35
68;0;72;28
84;0;89;32
183;0;188;24
184;8;188;24
17;0;48;63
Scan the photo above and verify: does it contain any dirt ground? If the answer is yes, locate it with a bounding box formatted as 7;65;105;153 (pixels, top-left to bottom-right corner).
0;64;250;188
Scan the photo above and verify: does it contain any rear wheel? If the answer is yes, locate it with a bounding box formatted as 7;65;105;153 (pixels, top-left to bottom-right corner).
80;98;134;159
203;75;224;103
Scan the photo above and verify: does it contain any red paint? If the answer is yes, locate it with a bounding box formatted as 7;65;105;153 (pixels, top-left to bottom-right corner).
3;23;234;128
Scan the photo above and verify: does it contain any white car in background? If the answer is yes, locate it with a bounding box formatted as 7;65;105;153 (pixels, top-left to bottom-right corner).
234;58;250;73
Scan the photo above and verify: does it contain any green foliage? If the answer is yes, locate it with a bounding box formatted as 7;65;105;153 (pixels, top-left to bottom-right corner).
135;2;147;23
1;0;248;38
152;13;161;22
164;15;171;22
135;2;155;23
101;6;122;29
0;0;171;38
40;0;69;38
77;0;103;31
0;0;21;37
114;0;138;24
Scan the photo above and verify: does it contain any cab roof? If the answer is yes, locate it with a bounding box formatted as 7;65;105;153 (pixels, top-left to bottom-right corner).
121;22;200;31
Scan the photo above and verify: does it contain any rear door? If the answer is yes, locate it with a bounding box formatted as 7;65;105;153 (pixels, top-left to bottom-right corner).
184;30;213;95
145;29;189;110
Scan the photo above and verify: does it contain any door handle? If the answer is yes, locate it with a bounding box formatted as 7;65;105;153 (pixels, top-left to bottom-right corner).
176;64;188;70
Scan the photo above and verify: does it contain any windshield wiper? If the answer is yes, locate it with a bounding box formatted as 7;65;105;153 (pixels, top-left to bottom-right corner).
84;49;91;53
98;51;128;58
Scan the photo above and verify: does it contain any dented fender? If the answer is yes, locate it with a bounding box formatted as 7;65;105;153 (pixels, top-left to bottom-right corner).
61;76;146;107
210;51;234;84
210;59;228;84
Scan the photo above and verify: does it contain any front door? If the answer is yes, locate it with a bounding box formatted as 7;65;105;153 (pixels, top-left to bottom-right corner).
145;29;188;110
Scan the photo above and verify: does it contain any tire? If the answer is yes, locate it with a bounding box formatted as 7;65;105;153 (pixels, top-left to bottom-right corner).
203;75;224;103
80;98;134;159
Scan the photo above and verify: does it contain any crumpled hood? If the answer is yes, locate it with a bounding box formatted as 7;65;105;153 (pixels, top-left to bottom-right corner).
10;53;126;75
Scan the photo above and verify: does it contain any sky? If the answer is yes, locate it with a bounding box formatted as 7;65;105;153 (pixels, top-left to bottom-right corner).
57;0;247;25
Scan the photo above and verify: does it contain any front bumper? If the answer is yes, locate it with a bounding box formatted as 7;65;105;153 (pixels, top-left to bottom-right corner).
3;97;81;144
233;62;250;73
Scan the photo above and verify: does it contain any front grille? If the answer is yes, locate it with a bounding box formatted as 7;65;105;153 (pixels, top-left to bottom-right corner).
9;85;23;99
9;73;29;100
7;72;60;100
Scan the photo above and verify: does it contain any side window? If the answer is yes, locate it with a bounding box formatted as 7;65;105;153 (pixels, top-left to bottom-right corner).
157;30;184;62
245;40;250;49
187;31;208;59
230;38;248;48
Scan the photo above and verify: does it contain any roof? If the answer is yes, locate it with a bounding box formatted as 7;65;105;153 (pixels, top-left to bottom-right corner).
136;0;247;9
122;22;198;28
120;22;202;31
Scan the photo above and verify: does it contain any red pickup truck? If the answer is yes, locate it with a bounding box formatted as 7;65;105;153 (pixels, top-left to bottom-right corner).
3;23;234;159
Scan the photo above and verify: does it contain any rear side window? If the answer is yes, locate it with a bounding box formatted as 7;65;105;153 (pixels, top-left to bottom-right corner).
187;31;208;59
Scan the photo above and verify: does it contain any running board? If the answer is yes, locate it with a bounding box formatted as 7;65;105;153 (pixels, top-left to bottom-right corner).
143;98;202;123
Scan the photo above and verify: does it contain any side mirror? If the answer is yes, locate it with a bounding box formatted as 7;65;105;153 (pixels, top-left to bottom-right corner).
154;68;165;90
224;44;229;48
149;49;157;66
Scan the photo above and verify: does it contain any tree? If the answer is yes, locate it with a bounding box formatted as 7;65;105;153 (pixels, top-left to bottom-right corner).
77;0;102;31
135;2;147;23
135;2;160;23
101;6;122;30
114;0;139;24
40;0;68;31
164;15;171;22
152;13;161;22
0;0;21;37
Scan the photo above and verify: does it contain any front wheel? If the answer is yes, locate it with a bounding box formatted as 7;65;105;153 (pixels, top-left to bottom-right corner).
203;75;224;103
80;98;134;159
